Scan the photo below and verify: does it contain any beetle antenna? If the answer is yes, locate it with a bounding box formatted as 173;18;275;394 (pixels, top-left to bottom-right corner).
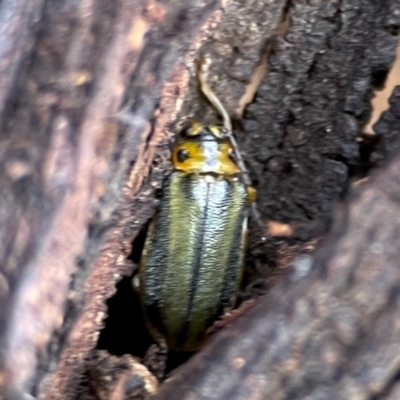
197;55;262;223
197;56;245;179
197;55;232;133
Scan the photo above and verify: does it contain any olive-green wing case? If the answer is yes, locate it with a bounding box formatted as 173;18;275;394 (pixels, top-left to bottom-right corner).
139;171;248;350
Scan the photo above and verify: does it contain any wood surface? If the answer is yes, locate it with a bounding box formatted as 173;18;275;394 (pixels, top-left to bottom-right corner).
0;0;399;399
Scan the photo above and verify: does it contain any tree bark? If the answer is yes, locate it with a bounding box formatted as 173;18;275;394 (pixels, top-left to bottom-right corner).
0;0;399;399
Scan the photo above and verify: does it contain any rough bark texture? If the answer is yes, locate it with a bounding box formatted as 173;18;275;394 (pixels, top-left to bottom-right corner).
0;0;399;399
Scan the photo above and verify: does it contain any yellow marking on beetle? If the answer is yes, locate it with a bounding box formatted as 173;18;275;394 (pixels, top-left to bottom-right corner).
209;125;223;138
217;143;241;175
247;186;257;202
187;122;204;136
172;140;240;175
172;142;205;171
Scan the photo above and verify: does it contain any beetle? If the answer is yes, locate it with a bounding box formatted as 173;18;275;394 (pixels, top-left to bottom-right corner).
134;56;256;351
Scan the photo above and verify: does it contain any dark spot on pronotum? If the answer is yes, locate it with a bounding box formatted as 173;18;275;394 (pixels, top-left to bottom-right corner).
177;148;190;162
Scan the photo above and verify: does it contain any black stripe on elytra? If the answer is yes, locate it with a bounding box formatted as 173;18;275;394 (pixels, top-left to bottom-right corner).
176;178;232;348
199;181;246;331
217;184;247;315
141;174;174;337
181;173;196;202
175;178;210;348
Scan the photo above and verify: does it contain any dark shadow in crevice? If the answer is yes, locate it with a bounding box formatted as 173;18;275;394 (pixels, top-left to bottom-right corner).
96;276;153;358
